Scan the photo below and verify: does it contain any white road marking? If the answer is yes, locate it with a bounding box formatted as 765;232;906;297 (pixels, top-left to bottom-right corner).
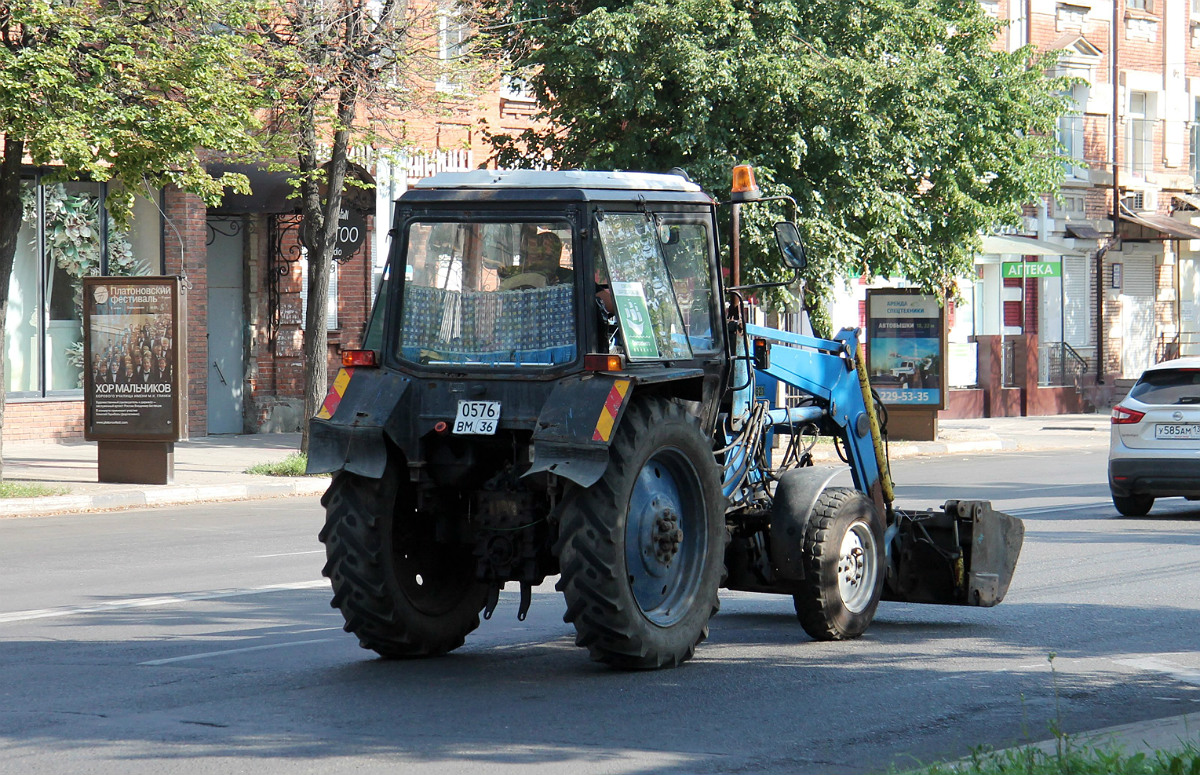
1114;656;1200;687
0;580;327;624
140;636;341;665
254;550;325;559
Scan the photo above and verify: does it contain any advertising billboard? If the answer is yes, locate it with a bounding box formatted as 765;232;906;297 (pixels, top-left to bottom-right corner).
82;276;187;442
865;288;946;409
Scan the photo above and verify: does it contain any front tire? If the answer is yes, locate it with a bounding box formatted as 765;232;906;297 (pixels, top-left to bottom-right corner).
793;487;885;641
556;399;725;669
319;467;488;658
1112;491;1154;517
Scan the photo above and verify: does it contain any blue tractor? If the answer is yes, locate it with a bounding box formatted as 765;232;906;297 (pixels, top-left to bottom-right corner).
307;168;1024;669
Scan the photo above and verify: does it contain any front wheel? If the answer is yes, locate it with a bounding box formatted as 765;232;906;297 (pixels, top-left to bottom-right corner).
319;467;488;658
793;487;885;641
556;398;725;669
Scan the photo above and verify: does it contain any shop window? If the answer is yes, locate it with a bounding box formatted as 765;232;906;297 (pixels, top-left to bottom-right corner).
300;252;339;331
6;179;159;396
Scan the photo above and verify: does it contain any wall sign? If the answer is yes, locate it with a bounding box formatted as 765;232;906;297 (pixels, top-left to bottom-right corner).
1002;261;1062;278
82;276;187;442
1111;262;1123;290
865;288;946;408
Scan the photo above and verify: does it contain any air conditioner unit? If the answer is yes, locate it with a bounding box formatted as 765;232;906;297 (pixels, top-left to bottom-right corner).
1122;190;1149;211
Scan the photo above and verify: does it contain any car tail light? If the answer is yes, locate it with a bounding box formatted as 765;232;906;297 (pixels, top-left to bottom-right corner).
1111;404;1145;425
342;349;378;368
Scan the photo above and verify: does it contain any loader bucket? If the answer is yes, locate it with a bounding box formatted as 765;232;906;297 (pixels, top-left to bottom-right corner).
885;500;1024;607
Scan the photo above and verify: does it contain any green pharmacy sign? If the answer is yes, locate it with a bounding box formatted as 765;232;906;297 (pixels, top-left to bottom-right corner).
1002;261;1062;278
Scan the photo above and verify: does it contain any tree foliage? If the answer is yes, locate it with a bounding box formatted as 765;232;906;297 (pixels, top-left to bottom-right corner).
484;0;1073;311
0;0;266;476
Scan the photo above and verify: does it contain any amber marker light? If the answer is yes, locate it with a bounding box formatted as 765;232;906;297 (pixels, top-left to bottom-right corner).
585;353;626;372
730;165;762;202
341;349;378;367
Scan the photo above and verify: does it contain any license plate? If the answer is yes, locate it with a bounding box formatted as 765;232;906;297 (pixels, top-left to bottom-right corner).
453;401;500;435
1155;423;1200;439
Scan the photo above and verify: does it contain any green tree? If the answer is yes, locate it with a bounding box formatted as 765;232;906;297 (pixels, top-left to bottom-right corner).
484;0;1072;320
256;0;490;453
0;0;264;477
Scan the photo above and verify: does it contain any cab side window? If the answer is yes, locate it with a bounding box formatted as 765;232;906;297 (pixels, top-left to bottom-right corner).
659;220;719;353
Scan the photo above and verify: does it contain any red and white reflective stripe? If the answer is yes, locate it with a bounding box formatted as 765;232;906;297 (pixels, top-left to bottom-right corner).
317;368;354;420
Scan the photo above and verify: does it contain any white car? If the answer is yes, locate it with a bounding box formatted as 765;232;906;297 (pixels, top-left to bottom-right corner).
1108;356;1200;516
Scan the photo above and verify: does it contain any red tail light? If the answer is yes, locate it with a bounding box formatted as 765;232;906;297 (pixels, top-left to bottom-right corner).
342;349;378;368
1111;405;1145;424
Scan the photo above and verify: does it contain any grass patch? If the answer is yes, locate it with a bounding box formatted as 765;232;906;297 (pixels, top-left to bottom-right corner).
244;452;324;477
0;482;70;498
910;739;1200;775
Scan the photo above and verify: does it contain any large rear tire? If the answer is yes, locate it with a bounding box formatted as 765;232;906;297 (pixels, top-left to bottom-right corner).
319;468;488;657
556;399;725;669
793;487;885;641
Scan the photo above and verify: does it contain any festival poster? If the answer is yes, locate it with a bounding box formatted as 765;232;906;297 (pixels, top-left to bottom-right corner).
83;277;187;441
865;289;945;408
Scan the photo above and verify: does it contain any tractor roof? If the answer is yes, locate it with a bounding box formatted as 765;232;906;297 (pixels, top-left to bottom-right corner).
412;169;704;193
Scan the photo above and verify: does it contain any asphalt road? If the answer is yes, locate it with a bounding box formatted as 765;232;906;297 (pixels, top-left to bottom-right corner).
1;446;1198;774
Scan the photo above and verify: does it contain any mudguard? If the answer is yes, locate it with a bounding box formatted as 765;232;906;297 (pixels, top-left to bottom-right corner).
768;466;845;581
524;374;633;488
306;368;412;477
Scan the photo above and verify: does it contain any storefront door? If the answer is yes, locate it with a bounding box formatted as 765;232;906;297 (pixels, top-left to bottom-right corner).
206;218;245;434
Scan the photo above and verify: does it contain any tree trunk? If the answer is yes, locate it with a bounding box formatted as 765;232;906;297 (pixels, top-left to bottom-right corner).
298;85;357;454
0;137;26;481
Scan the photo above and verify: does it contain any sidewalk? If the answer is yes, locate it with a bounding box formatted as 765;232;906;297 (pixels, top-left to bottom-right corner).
0;432;328;518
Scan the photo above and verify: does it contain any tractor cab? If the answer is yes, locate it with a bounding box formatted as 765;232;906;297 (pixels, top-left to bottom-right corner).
384;170;726;383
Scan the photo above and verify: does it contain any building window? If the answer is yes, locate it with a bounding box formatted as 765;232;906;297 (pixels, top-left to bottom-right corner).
1058;114;1086;177
1128;0;1153;11
7;179;160;396
300;252;339;331
1192;99;1200;183
1125;92;1153;177
436;1;469;92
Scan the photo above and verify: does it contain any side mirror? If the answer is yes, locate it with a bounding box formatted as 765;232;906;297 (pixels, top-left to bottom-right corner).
774;222;806;271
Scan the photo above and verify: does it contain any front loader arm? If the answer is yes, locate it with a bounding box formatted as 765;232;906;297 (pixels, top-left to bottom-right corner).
743;324;887;511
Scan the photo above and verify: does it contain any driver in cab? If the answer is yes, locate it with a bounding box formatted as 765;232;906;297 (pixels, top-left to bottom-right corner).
501;228;572;290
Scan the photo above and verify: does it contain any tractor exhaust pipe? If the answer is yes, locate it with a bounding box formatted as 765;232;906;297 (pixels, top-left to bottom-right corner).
885;500;1025;607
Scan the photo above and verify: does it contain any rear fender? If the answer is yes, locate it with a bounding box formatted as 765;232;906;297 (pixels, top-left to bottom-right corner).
768;466;846;581
306;368;412;478
524;375;634;488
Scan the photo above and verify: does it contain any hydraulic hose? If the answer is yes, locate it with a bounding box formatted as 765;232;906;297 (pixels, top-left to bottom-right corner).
853;344;894;506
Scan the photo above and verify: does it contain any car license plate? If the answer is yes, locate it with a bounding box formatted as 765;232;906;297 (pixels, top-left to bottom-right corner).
453;401;500;435
1155;423;1200;440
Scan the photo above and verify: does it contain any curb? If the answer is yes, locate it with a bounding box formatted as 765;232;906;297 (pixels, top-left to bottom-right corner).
0;478;330;518
998;712;1198;761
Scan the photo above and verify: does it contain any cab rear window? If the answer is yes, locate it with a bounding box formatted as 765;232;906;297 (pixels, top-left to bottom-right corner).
1130;368;1200;405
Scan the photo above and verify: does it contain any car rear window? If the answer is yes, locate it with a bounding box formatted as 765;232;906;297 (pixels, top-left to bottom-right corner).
1130;368;1200;405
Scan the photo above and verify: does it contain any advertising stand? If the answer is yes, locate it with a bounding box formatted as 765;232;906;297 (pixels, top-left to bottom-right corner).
83;276;188;484
865;288;946;441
